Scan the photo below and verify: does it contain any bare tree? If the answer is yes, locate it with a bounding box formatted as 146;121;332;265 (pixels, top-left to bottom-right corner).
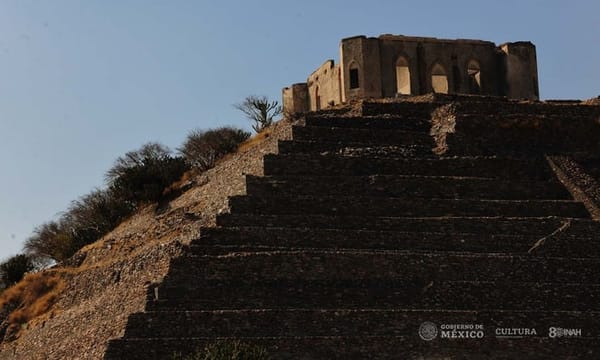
234;96;282;133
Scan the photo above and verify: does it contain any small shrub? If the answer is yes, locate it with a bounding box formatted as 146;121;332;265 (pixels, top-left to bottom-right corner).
172;340;270;360
179;127;250;171
0;254;35;287
108;143;189;205
109;156;189;204
105;142;173;183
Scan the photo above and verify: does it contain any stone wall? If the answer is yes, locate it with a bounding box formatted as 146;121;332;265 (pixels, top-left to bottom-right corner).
306;60;341;111
282;83;308;114
429;96;600;156
340;36;382;102
500;42;539;100
376;35;501;97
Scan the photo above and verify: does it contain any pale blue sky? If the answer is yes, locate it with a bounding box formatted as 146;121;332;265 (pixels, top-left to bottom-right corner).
0;0;598;261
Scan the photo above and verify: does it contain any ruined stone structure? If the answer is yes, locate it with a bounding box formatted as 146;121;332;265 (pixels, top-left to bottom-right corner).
283;35;539;113
2;30;598;359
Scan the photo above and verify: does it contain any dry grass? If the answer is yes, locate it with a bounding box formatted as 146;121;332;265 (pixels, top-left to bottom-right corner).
237;128;272;153
0;271;65;340
162;169;197;197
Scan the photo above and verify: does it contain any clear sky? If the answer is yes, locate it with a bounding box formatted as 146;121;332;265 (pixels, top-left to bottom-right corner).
0;0;598;261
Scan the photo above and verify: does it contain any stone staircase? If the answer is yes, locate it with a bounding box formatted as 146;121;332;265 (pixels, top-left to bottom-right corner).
104;97;600;359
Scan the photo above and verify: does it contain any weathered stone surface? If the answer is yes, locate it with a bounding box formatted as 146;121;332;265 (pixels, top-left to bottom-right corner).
277;140;434;157
192;226;600;258
263;154;556;179
147;280;600;311
292;125;434;146
217;214;598;234
430;97;600;156
228;195;589;218
548;155;600;220
245;174;572;199
122;309;600;338
164;251;600;284
304;114;431;130
104;97;600;359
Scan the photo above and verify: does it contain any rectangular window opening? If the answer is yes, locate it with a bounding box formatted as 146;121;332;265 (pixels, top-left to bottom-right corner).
349;69;359;89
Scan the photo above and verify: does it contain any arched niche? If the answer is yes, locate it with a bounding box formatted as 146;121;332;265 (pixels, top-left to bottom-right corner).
431;63;448;94
348;62;360;89
395;56;411;95
467;60;481;94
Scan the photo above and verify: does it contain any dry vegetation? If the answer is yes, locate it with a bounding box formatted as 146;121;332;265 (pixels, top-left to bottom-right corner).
0;271;65;342
0;117;295;359
236;128;272;153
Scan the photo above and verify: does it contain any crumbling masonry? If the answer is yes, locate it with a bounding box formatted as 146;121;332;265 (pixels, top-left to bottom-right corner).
283;34;539;113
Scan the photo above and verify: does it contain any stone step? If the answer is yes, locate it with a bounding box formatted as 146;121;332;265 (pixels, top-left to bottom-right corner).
440;134;567;157
291;126;434;146
277;140;434;157
227;195;589;218
164;250;600;284
191;226;600;258
105;336;599;360
439;117;600;156
361;97;599;118
451;113;600;127
304;115;431;130
123;309;600;339
361;101;434;116
452;102;600;117
147;280;600;311
216;214;596;235
263;154;556;180
245;175;572;200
